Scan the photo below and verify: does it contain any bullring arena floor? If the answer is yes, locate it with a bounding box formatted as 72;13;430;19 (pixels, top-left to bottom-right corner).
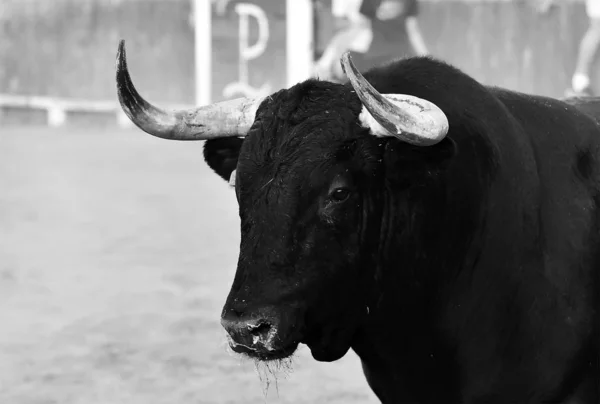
0;125;378;404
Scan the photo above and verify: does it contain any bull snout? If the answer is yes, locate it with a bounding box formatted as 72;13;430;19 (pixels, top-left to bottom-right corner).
221;317;278;351
221;306;301;360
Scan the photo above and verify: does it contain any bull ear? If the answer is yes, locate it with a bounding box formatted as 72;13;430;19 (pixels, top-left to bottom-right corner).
203;138;244;182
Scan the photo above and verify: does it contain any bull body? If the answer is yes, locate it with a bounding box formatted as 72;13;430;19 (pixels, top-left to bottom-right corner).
205;60;600;403
117;45;600;403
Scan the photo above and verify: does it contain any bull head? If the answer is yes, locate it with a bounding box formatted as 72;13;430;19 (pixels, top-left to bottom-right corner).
115;40;448;146
115;40;452;362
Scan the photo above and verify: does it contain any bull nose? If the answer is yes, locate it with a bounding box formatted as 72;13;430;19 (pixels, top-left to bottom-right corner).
221;316;278;353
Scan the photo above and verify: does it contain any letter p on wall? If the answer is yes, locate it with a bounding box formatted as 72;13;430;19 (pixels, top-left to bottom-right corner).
194;0;313;104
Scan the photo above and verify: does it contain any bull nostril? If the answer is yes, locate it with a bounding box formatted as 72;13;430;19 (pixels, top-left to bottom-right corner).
248;321;271;337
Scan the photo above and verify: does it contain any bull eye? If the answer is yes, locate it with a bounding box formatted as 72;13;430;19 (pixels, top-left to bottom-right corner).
330;188;351;202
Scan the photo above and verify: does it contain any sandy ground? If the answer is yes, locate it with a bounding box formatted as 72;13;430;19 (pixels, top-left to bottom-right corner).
0;126;380;404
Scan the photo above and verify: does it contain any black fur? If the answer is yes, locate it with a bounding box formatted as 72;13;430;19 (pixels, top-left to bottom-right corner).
205;57;600;403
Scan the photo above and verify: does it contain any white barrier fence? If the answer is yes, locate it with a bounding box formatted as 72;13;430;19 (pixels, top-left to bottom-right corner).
0;94;193;127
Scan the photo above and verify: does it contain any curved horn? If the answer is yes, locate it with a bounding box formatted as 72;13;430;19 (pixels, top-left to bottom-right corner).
340;52;449;146
116;40;264;140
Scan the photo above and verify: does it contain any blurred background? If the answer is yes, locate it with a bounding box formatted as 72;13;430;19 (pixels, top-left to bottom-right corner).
0;0;596;403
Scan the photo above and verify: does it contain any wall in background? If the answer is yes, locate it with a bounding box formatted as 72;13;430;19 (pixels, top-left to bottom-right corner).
0;0;595;106
0;0;287;105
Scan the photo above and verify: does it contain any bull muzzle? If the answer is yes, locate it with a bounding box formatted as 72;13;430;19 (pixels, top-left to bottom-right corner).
221;306;300;361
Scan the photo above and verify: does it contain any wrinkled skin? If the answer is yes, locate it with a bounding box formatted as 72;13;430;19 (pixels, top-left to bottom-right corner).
203;59;600;403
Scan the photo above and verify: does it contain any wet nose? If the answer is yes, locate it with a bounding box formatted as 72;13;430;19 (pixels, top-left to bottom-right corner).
221;315;278;353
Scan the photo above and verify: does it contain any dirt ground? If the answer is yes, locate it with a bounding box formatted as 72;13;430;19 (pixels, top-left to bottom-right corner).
0;126;379;404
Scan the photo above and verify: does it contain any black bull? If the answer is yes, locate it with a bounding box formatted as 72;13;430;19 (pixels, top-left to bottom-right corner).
116;42;600;403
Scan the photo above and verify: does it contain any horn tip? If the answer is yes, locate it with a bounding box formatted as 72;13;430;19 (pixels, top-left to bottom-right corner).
340;52;352;75
340;51;361;79
115;39;135;124
116;40;126;69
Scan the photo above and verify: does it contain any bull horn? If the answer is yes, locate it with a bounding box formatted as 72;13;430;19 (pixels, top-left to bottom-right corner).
115;40;263;140
340;52;449;146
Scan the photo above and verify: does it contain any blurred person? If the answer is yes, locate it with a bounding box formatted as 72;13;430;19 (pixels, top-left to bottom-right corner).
536;0;600;96
314;0;429;81
569;0;600;96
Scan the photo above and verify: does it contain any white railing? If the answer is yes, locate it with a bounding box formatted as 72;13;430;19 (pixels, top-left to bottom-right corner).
0;93;192;127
